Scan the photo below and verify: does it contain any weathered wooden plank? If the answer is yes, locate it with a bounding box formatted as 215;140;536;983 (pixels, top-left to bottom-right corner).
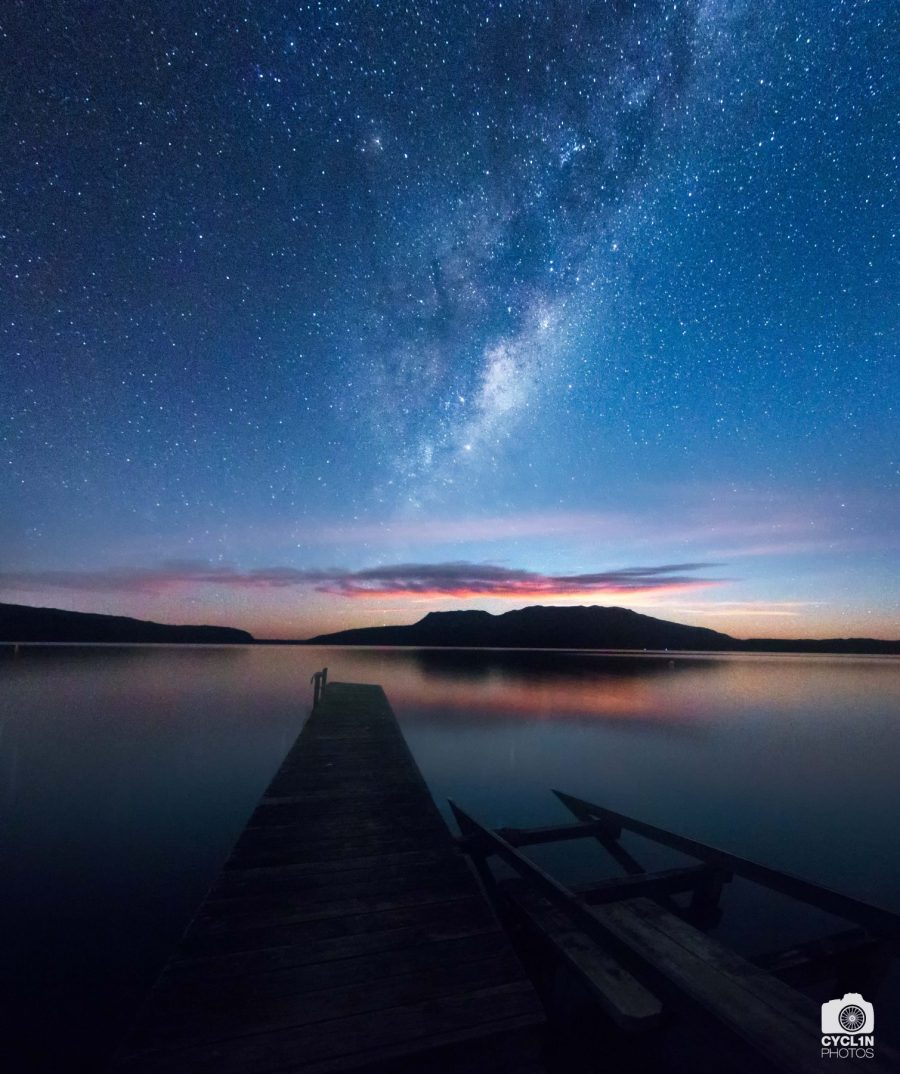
208;855;470;901
200;879;473;921
284;1021;548;1074
211;846;450;885
599;901;897;1070
190;881;477;935
235;812;444;843
603;896;818;1022
224;832;446;869
159;930;512;996
168;921;503;984
277;1019;547;1074
262;787;428;804
115;982;541;1074
263;773;426;798
181;887;495;961
228;826;444;862
500;877;663;1034
223;846;440;871
129;951;527;1052
248;791;429;826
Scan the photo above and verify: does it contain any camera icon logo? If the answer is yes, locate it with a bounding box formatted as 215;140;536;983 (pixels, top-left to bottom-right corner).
821;993;874;1035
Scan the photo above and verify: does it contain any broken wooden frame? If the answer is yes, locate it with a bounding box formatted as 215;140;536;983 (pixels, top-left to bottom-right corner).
553;790;900;941
450;792;900;1074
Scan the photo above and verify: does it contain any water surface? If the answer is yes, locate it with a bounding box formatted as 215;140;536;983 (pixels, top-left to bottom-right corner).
2;645;898;1071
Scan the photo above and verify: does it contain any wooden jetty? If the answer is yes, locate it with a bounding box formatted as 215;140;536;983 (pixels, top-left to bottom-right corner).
109;680;546;1074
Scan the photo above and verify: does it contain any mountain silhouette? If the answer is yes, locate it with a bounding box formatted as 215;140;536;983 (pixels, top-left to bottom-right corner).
3;600;896;653
0;602;253;644
304;605;900;655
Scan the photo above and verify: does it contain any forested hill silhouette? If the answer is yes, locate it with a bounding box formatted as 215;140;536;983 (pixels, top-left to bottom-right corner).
304;605;900;655
0;602;253;644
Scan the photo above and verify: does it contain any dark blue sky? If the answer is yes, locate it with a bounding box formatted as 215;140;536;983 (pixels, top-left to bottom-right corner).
2;1;897;637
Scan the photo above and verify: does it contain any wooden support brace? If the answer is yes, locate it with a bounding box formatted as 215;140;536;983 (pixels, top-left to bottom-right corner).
495;820;616;847
573;864;731;907
554;790;900;942
499;877;663;1035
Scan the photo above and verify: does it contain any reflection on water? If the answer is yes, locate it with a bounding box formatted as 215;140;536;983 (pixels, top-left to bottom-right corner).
1;644;899;1071
349;647;726;726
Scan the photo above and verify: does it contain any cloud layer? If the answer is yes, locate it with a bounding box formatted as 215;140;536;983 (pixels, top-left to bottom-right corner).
0;560;724;600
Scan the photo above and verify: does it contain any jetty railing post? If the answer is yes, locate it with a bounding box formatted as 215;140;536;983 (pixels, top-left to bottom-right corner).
310;668;327;707
451;799;502;905
689;867;730;919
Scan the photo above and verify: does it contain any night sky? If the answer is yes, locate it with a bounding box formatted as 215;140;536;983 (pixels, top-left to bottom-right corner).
2;1;897;639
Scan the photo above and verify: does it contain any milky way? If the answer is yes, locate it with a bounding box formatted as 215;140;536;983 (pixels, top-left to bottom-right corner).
2;2;897;636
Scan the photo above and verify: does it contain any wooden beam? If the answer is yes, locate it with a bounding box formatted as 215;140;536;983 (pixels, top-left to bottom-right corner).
573;864;730;906
554;790;900;941
493;820;615;847
499;878;663;1034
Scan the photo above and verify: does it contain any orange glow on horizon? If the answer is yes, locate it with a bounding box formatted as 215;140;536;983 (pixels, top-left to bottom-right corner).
328;580;725;601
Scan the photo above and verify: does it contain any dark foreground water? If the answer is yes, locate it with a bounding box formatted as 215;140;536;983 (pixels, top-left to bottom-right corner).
1;645;898;1071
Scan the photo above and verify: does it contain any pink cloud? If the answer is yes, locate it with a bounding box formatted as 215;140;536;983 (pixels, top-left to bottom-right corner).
315;562;725;599
0;560;727;600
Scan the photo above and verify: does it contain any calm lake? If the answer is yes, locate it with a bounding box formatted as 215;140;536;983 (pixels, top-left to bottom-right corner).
2;644;899;1071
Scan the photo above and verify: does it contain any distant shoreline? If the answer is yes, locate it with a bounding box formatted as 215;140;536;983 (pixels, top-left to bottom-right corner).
4;639;899;659
2;600;898;655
